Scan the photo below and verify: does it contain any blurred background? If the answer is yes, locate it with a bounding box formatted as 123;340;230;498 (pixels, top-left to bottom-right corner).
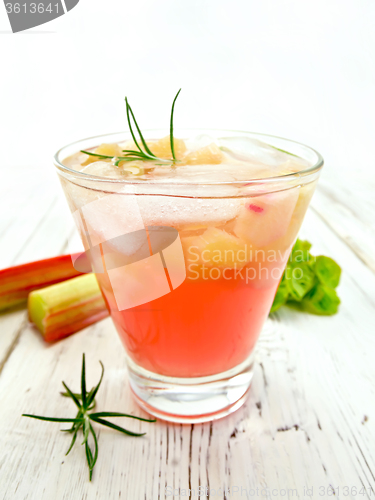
1;0;374;183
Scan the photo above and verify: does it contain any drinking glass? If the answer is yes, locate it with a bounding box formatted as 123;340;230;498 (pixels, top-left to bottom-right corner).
54;129;323;423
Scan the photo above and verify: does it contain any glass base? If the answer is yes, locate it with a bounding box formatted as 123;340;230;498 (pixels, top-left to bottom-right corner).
126;355;254;423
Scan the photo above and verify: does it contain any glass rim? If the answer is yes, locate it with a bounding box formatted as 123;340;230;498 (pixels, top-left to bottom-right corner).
53;128;324;187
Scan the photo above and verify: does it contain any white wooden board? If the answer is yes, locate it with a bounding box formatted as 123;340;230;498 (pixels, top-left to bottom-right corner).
0;169;374;500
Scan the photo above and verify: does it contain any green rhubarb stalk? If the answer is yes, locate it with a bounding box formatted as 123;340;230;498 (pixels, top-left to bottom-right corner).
28;274;108;342
0;254;83;311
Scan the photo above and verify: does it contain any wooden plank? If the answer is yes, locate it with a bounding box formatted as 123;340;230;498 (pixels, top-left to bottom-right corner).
12;193;76;265
0;308;27;374
0;207;374;499
0;187;57;268
311;177;375;273
0;169;77;369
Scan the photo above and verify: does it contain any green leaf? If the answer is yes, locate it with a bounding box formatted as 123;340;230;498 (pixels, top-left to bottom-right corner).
89;416;146;437
89;411;156;422
315;255;341;289
81;150;144;164
125;97;143;154
82;416;90;445
125;98;155;157
86;361;104;407
294;239;312;252
286;261;316;301
66;425;81;455
85;424;99;481
85;440;94;481
271;238;341;315
60;390;96;411
86;389;96;410
61;391;86;400
270;277;289;313
22;415;84;423
62;382;82;410
89;423;99;467
80;150;113;159
23;353;155;482
121;150;147;157
268;144;300;158
170;89;181;161
299;284;341;315
61;408;83;433
81;353;87;409
290;239;312;263
83;91;183;169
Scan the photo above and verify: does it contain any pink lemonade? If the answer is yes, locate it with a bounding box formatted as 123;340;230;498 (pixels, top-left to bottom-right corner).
57;128;321;421
96;263;280;378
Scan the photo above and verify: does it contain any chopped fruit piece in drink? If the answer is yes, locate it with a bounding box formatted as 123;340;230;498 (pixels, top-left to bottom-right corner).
123;136;186;160
181;235;205;263
95;143;123;157
28;273;108;342
234;189;299;247
177;223;215;232
120;163;144;175
82;143;123;166
183;143;223;165
147;135;186;159
0;254;84;311
182;227;249;267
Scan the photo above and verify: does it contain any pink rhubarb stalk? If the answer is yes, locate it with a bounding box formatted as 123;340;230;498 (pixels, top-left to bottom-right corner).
0;254;84;311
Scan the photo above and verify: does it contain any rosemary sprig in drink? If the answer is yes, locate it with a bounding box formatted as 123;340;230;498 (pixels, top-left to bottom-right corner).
23;354;155;481
170;88;181;161
81;89;182;167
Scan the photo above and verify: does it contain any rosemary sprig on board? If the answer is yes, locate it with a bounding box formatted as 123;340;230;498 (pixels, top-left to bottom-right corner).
23;354;155;481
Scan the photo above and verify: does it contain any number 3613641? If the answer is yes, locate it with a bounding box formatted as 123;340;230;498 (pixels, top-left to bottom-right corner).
5;3;60;14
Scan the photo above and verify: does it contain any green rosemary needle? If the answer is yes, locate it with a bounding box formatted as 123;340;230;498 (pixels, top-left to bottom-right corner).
170;88;181;161
23;354;156;481
81;89;182;168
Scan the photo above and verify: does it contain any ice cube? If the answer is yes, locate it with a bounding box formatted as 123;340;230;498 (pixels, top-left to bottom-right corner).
184;134;219;152
136;196;241;228
80;193;145;247
219;136;309;168
233;188;300;247
81;161;125;179
167;164;237;182
59;176;105;213
170;163;273;182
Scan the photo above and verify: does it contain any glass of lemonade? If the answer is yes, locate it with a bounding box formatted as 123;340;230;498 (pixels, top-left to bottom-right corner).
54;129;323;423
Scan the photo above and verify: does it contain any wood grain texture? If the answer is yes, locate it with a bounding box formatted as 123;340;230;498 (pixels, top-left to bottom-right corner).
0;170;374;499
0;169;76;369
311;177;375;273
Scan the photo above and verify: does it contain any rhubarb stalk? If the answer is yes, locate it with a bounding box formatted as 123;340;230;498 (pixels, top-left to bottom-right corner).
28;273;108;342
0;254;84;311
